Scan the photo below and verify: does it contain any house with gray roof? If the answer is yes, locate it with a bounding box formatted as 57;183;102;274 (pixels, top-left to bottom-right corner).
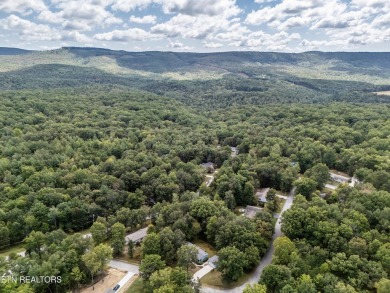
244;205;263;219
201;162;215;171
256;188;269;207
125;227;148;244
208;255;219;269
187;242;209;264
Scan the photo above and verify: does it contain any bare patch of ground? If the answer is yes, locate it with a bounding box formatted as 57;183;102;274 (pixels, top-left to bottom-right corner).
81;268;126;293
375;91;390;96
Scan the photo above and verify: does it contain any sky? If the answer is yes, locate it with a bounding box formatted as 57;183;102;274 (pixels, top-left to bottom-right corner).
0;0;389;52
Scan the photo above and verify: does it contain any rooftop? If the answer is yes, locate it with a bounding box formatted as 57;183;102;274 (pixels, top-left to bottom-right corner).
244;205;263;219
201;162;214;169
125;227;148;243
256;188;270;203
187;242;208;262
208;255;219;269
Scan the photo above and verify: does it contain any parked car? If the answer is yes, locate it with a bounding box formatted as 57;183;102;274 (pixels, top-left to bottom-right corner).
113;284;120;291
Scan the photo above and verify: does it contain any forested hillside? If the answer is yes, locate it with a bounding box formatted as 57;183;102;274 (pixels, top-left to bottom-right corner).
1;48;390;109
0;49;389;292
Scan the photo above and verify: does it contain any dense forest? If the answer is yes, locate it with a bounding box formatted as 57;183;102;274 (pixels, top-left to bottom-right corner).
0;48;389;292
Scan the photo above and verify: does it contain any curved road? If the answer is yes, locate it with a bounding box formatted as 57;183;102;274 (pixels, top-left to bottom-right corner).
201;187;296;293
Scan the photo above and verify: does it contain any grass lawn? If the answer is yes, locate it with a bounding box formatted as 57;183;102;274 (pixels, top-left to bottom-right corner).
193;239;217;257
116;246;142;265
323;187;336;193
200;269;252;289
275;189;289;196
188;264;202;276
0;243;25;258
126;277;144;293
327;180;341;186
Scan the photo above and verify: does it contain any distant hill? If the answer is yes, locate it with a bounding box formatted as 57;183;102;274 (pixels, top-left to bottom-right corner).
0;47;32;55
63;47;390;73
0;47;389;109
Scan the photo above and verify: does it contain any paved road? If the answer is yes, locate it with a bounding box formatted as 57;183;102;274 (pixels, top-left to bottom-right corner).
108;260;139;274
201;187;296;293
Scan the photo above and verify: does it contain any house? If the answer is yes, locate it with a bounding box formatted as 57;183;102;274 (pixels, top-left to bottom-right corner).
187;242;209;264
244;205;263;219
208;255;219;269
256;188;269;207
329;172;350;183
125;227;148;244
201;162;215;173
230;147;238;157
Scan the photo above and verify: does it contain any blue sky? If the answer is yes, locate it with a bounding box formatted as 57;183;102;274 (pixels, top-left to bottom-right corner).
0;0;389;52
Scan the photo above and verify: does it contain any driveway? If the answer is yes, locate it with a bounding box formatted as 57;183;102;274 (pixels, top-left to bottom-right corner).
201;187;296;293
115;271;136;292
193;265;214;282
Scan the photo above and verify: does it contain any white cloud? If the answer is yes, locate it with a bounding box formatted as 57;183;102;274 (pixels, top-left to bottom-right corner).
160;0;240;17
113;0;240;17
111;0;154;12
0;14;93;43
311;18;350;29
61;31;91;43
372;12;390;28
0;15;60;41
351;0;390;11
94;28;161;41
39;1;122;31
0;0;388;51
244;0;390;50
104;16;123;26
246;0;347;27
0;0;46;14
151;14;224;39
245;7;275;25
254;0;275;3
168;40;192;50
203;42;223;48
242;30;300;51
277;16;311;30
300;39;347;50
130;15;157;24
